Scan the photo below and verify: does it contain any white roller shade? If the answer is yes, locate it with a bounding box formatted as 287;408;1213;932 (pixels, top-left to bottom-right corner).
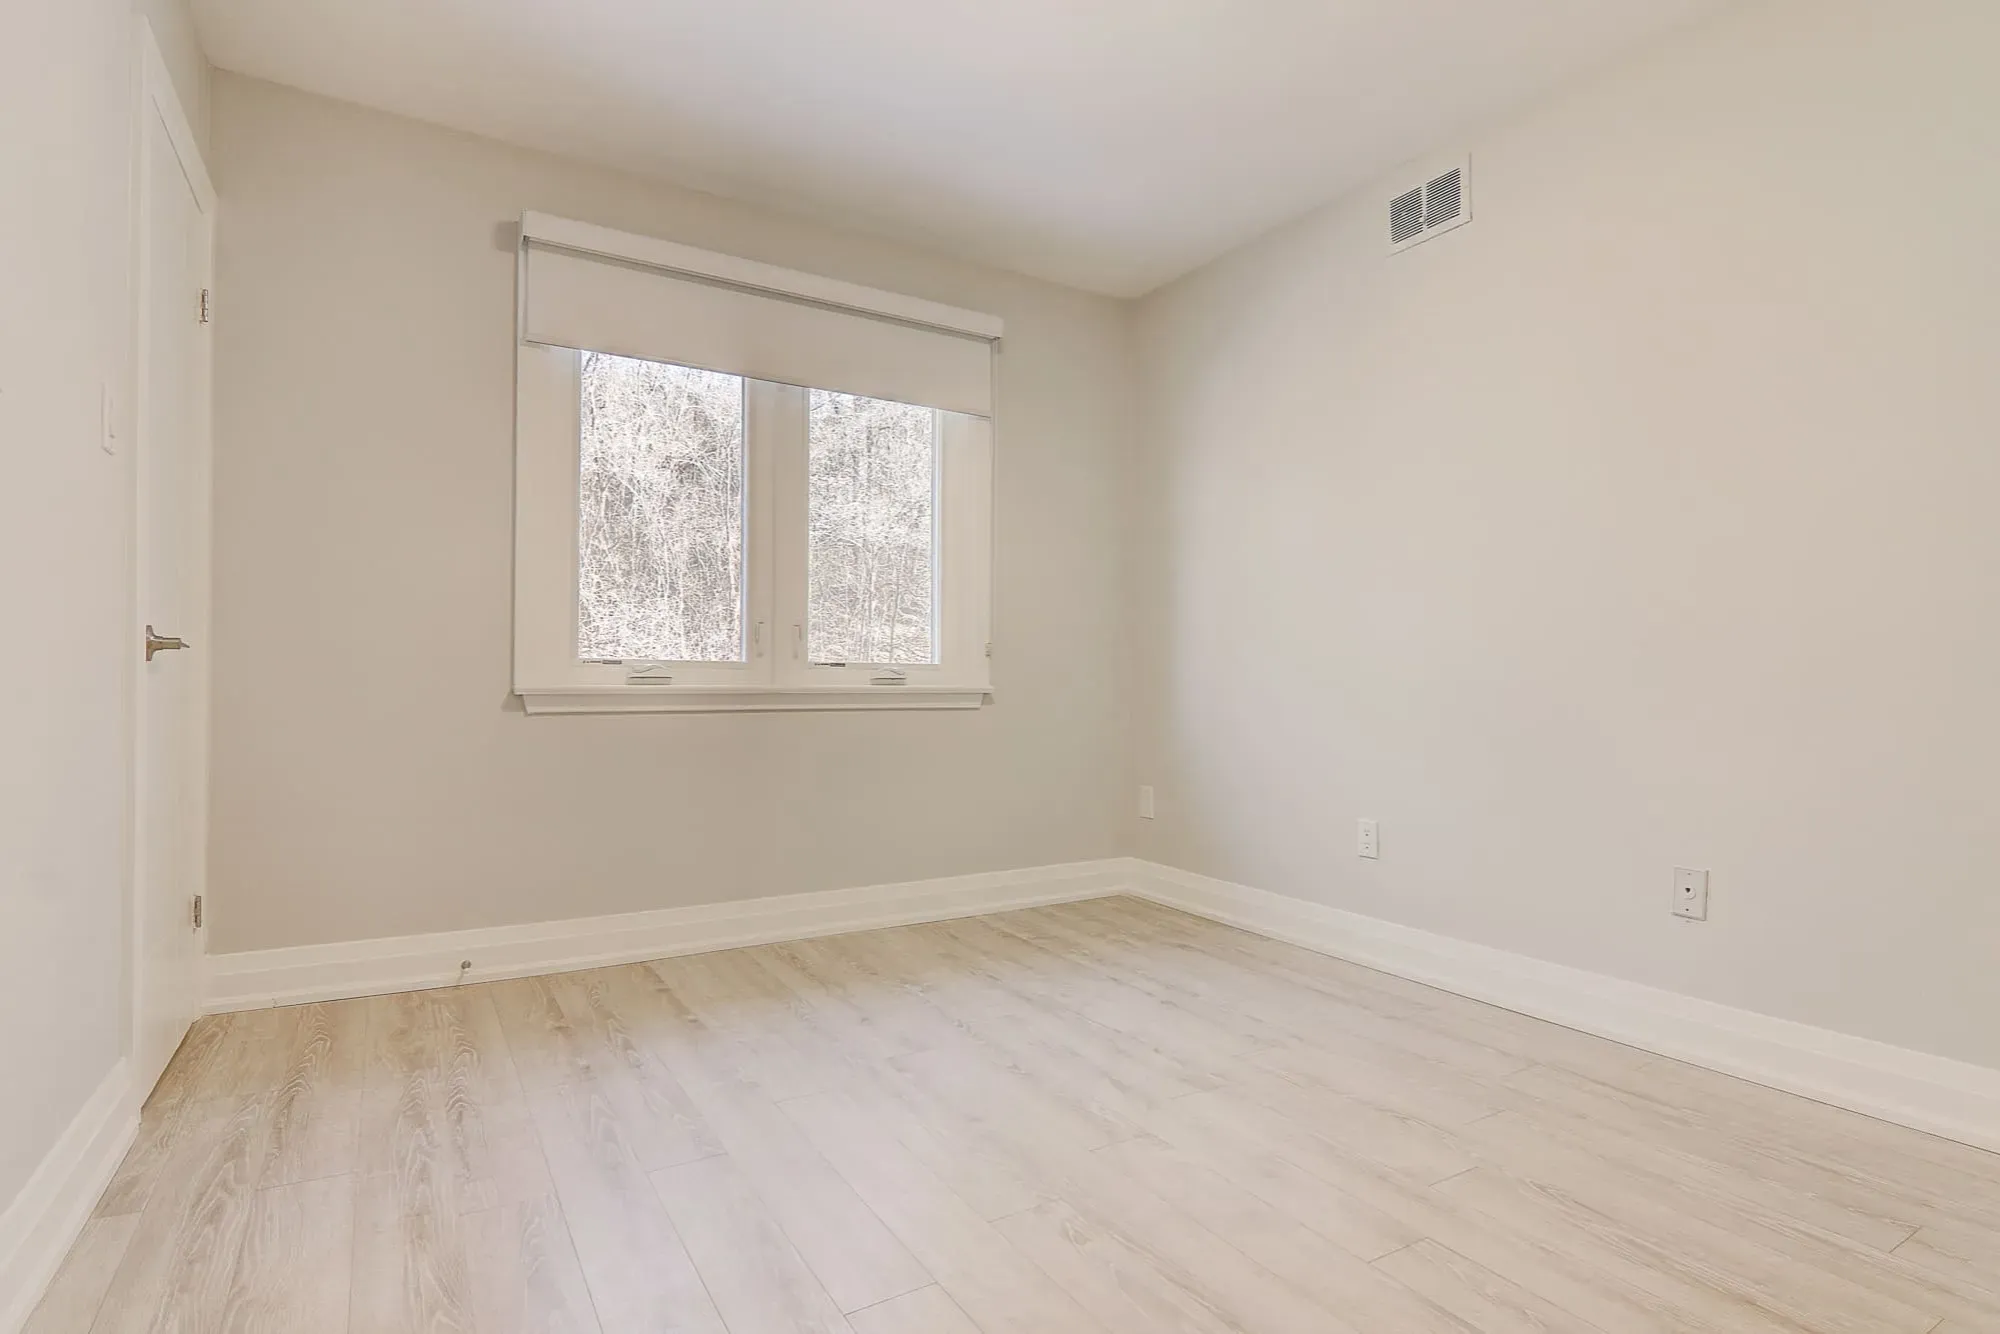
520;220;998;419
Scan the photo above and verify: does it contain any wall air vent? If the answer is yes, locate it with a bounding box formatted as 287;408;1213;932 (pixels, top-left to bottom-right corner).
1390;157;1471;253
1390;187;1426;246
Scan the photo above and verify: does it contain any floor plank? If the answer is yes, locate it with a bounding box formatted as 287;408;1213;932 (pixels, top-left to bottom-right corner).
219;1175;354;1332
94;1016;234;1220
358;988;551;1217
22;1215;139;1334
89;1095;276;1334
523;1076;726;1333
780;1089;1106;1334
1374;1238;1608;1334
460;1194;604;1334
633;960;935;1314
843;1285;981;1334
651;1153;854;1334
348;1180;603;1334
491;971;722;1171
259;1002;369;1188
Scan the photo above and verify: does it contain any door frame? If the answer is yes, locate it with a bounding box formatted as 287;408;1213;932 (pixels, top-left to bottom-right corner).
127;16;216;1101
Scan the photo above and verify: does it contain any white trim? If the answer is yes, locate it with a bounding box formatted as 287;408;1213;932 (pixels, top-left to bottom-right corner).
520;212;1003;342
206;860;1125;1012
519;685;990;715
127;14;216;1108
1124;860;2000;1155
0;1062;138;1334
137;26;214;213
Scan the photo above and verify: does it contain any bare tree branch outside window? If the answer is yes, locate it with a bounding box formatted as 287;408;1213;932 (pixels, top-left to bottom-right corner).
575;359;936;669
577;353;744;662
808;391;936;665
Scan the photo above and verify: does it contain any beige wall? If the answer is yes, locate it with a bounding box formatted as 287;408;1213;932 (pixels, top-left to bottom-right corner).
0;0;207;1212
1132;0;2000;1068
205;74;1134;954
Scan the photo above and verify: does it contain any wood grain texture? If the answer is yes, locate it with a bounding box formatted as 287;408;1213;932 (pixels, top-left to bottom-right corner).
55;897;2000;1333
523;1077;725;1333
257;1003;369;1188
347;1181;601;1333
358;988;550;1217
89;1094;276;1334
94;1016;233;1219
220;1176;354;1333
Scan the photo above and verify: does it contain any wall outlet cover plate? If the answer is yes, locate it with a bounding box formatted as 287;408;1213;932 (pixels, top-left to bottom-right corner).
1673;866;1709;920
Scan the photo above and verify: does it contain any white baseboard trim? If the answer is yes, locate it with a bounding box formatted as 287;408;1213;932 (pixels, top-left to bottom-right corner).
0;1061;137;1334
206;859;1128;1013
1125;859;2000;1156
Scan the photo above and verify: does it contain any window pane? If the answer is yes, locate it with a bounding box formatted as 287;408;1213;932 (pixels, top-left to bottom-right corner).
808;391;936;665
577;353;745;662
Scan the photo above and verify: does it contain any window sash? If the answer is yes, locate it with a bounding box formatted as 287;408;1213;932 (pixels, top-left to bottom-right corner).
516;346;777;690
778;404;988;687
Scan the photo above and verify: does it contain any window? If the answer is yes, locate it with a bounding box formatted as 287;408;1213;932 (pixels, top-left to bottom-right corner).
578;355;746;665
512;214;997;713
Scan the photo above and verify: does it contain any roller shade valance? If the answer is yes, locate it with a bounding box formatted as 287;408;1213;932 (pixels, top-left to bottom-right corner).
519;215;1000;419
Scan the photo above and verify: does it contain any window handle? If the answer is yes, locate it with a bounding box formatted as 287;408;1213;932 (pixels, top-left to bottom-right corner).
752;620;767;658
792;624;803;661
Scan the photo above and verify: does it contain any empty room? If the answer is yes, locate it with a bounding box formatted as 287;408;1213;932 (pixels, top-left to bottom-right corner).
6;0;2000;1329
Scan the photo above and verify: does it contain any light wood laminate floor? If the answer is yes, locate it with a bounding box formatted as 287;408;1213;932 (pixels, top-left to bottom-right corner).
32;897;2000;1332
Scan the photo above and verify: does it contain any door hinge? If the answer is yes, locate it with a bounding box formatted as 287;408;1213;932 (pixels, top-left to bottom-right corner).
198;288;211;325
192;894;204;930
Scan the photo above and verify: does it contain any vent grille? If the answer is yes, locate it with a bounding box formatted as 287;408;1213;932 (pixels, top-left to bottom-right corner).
1389;157;1472;252
1424;168;1462;228
1390;187;1426;246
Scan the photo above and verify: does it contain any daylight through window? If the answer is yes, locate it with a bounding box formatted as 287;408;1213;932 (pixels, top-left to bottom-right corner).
577;354;745;663
808;391;936;666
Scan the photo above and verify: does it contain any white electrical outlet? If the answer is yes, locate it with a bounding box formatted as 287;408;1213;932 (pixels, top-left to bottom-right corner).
1138;786;1156;820
1357;818;1380;859
1673;867;1709;921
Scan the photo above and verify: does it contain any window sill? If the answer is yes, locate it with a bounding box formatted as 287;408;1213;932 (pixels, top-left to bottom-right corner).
517;685;992;715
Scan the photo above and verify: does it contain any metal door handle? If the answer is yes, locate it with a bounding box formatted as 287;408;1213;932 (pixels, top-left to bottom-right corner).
145;626;189;661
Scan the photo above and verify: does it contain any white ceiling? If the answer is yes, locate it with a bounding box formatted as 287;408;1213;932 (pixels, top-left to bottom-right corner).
193;0;1728;297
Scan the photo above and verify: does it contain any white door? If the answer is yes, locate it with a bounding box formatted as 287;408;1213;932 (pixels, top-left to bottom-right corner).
131;30;215;1099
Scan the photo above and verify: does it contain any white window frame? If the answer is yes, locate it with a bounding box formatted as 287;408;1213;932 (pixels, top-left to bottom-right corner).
513;280;996;715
